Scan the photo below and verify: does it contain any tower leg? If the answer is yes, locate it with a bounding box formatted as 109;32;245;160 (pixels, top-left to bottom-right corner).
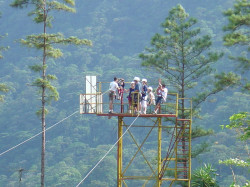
117;117;123;187
157;117;162;187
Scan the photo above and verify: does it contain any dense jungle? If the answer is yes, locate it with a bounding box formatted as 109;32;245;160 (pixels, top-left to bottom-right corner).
0;0;249;186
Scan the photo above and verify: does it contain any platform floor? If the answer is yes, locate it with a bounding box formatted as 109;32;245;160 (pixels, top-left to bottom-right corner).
96;113;177;118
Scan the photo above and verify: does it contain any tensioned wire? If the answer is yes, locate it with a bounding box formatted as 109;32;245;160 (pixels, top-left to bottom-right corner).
0;88;110;157
0;110;78;157
75;113;141;187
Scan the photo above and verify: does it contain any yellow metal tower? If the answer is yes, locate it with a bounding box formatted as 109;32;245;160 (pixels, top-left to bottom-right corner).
80;79;192;187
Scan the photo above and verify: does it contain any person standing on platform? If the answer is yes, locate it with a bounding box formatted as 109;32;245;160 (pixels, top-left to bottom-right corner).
109;77;119;114
147;86;155;106
127;81;135;113
153;79;168;114
133;77;142;113
141;78;148;114
117;78;125;100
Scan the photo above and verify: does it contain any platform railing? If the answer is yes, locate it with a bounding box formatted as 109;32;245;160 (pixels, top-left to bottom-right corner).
80;92;178;116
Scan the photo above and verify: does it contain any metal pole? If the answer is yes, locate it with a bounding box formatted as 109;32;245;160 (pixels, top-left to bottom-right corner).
157;117;162;187
121;90;124;113
189;100;192;186
117;117;123;187
175;118;178;179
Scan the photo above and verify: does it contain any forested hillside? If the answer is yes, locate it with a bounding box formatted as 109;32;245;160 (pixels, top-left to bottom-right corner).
0;0;249;186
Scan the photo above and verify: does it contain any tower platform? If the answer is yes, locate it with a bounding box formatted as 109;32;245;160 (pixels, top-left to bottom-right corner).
96;113;177;118
80;78;192;186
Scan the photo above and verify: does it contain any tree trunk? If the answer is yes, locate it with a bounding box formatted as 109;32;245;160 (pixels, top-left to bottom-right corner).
41;1;47;186
180;31;188;181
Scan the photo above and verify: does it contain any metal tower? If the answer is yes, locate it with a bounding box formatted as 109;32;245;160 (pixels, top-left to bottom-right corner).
80;76;192;186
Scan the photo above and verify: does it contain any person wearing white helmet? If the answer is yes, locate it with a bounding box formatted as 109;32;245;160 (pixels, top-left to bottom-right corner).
147;86;155;106
127;81;135;113
133;77;142;113
141;78;148;114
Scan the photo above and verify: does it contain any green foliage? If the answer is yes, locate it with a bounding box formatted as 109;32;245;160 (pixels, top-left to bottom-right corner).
219;158;249;168
224;112;250;141
11;0;92;118
0;0;249;186
139;4;225;113
192;163;219;187
0;13;9;102
191;141;210;158
48;1;76;13
219;158;250;186
0;34;9;59
20;33;92;58
223;0;250;46
243;180;250;187
0;83;9;102
46;161;81;187
214;72;241;90
193;72;240;109
31;75;59;102
192;126;214;139
223;0;250;90
11;0;77;25
140;3;228;173
0;83;9;93
29;64;48;72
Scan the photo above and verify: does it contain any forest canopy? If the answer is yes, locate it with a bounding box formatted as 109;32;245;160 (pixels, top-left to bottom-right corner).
0;0;249;186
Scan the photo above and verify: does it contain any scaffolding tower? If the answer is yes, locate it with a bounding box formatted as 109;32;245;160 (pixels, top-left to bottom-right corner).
80;76;192;186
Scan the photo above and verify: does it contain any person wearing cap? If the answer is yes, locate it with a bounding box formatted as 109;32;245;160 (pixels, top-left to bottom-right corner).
147;86;155;106
127;81;135;113
133;77;142;113
109;77;119;113
141;78;148;114
153;79;168;114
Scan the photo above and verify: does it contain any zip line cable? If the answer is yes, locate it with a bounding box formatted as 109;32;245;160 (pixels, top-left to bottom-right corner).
0;110;79;157
0;86;110;157
75;113;141;187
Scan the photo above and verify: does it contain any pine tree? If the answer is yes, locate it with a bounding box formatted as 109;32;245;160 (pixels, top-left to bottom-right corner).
139;4;239;183
10;1;92;186
223;0;250;81
0;11;9;102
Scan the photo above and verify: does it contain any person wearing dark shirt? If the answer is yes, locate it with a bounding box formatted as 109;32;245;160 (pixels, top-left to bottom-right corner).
127;81;135;113
141;78;148;114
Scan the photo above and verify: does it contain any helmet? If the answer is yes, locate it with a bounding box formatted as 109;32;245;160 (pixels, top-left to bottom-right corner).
131;81;135;84
142;78;147;82
148;86;153;91
133;77;140;81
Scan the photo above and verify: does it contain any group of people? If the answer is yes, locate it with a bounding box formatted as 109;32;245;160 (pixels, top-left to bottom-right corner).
109;77;168;114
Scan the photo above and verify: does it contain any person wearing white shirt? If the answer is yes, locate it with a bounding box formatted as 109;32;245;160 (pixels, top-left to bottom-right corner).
141;78;148;114
153;80;168;114
147;87;155;105
109;77;119;113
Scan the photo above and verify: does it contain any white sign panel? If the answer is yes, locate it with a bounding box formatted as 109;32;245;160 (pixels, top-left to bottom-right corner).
85;76;96;113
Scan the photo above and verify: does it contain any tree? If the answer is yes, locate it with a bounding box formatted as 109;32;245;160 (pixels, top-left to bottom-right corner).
219;112;249;186
139;4;239;182
0;11;9;102
10;1;92;186
223;112;250;141
223;0;250;91
192;163;219;187
219;158;249;186
220;2;250;184
140;4;239;112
